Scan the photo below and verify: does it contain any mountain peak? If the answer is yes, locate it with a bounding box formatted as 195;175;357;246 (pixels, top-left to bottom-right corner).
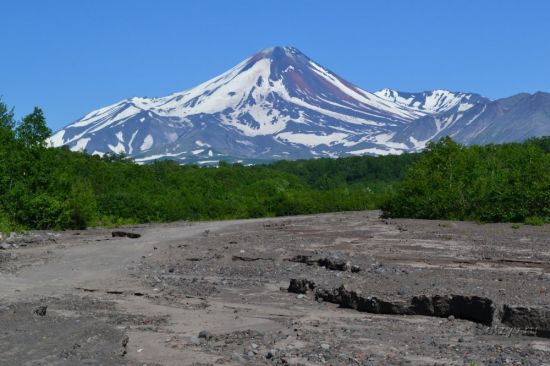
246;46;310;75
254;46;304;59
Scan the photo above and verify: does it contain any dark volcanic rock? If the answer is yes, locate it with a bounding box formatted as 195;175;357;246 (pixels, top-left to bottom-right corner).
410;295;435;315
314;285;496;325
411;295;495;325
288;254;360;272
288;255;314;265
33;305;47;316
111;231;141;239
501;305;550;337
231;255;272;262
198;330;212;340
288;279;316;294
448;295;495;325
317;257;347;271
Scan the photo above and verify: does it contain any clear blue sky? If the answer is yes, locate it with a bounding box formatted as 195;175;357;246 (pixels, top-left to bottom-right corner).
1;0;549;130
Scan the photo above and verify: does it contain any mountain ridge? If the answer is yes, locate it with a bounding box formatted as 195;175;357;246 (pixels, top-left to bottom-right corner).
49;46;550;164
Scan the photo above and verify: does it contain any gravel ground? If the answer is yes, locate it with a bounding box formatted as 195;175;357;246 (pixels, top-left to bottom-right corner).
0;211;549;365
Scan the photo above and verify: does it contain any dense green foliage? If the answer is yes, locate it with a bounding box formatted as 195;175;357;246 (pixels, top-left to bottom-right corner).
1;98;547;231
0;99;411;231
382;137;550;223
269;153;421;190
16;107;52;148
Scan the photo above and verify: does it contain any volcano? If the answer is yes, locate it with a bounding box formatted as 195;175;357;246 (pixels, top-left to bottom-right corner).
49;46;547;164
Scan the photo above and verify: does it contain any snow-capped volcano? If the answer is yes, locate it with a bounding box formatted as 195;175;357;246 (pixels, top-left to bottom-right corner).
49;46;549;164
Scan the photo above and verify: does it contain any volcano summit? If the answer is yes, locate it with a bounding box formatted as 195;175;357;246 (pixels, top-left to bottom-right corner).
49;46;549;164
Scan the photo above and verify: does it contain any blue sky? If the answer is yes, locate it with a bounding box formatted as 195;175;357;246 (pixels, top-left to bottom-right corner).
1;0;549;130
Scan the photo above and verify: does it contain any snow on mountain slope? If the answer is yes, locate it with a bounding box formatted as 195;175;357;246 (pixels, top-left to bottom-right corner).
49;46;548;164
50;46;432;162
391;92;550;150
374;89;489;115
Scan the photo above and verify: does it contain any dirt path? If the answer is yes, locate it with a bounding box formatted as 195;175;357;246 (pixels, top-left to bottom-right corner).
0;220;239;301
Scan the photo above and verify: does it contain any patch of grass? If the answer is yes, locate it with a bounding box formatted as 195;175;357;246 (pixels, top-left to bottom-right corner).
524;216;546;226
0;212;26;235
93;216;139;229
511;223;521;229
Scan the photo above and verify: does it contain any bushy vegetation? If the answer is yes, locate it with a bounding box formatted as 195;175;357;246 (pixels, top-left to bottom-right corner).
382;137;550;223
1;99;547;231
0;100;412;231
269;153;421;190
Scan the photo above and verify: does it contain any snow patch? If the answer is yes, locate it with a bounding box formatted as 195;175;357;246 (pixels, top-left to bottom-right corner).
140;134;154;151
349;147;403;156
196;140;211;147
108;142;126;154
276;132;348;147
47;130;65;147
70;138;91;152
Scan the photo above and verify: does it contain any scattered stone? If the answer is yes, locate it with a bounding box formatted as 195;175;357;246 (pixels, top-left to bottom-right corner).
288;254;361;272
120;334;129;356
317;256;347;271
350;264;361;273
288;278;316;294
198;330;212;340
288;255;361;273
231;255;272;262
232;352;248;364
111;231;141;239
33;305;47;316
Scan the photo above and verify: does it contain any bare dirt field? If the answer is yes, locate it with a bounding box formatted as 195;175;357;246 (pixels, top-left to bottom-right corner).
1;211;549;365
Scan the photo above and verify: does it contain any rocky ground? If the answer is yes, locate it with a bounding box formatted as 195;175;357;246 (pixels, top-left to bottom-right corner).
0;211;549;365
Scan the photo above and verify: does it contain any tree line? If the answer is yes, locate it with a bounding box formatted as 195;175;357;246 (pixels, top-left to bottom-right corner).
0;98;547;232
0;100;407;231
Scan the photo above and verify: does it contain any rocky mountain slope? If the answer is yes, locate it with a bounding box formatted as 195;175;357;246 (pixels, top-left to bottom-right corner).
49;47;549;164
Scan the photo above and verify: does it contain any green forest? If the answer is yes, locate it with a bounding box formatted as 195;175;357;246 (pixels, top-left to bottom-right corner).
0;99;548;231
382;136;550;224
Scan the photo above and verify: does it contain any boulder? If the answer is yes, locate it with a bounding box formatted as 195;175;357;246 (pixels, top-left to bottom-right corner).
288;279;316;294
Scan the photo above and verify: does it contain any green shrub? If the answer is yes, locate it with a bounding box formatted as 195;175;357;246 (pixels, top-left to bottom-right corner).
19;194;72;230
382;137;550;223
524;216;546;226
